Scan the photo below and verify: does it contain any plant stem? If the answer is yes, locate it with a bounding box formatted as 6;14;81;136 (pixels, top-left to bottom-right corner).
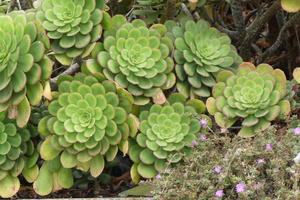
238;0;281;60
230;0;246;42
259;11;300;62
50;62;80;87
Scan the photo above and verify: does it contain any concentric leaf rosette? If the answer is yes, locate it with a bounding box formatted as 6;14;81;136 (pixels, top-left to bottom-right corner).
165;19;242;98
0;111;39;198
128;93;210;181
206;62;291;137
38;73;138;183
35;0;108;65
0;11;53;127
89;15;175;105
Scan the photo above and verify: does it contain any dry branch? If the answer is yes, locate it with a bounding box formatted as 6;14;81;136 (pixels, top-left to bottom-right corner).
259;11;300;62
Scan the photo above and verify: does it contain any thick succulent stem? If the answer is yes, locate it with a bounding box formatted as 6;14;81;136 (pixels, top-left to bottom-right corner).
230;0;246;42
7;0;32;12
50;62;80;86
238;0;281;60
19;0;33;9
259;11;300;63
180;3;193;19
165;0;177;20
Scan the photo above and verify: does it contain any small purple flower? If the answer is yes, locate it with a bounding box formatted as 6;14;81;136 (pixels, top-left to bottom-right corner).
253;183;261;190
214;166;222;173
256;158;265;164
235;183;246;193
294;127;300;135
191;141;198;146
199;118;208;128
266;143;272;150
215;190;224;197
199;135;206;140
155;174;162;179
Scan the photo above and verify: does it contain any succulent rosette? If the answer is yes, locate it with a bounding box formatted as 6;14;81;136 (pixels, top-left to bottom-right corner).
33;156;74;196
128;93;210;181
35;0;107;65
206;62;291;137
38;73;138;182
165;19;242;98
0;111;39;198
91;15;175;105
0;11;53;127
281;0;300;12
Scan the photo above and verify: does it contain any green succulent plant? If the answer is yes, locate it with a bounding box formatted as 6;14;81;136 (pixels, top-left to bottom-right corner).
281;0;300;13
33;156;73;196
0;111;39;198
293;67;300;84
165;19;242;98
206;62;291;137
88;15;175;105
35;0;108;65
30;106;49;126
0;10;53;127
128;93;210;181
37;73;138;194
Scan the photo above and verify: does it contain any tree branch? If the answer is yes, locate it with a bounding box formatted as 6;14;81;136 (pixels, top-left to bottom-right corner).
180;3;193;19
50;63;80;86
230;0;246;42
238;0;281;60
259;11;300;63
165;0;177;20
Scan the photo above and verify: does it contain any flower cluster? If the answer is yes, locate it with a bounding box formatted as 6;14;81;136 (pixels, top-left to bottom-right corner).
152;124;300;199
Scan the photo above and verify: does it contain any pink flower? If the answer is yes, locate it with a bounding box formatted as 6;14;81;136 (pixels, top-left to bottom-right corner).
256;158;265;164
214;166;222;173
215;190;224;197
235;183;246;193
191;141;198;146
199;118;208;128
199;135;206;140
155;174;161;179
294;128;300;135
266;143;272;150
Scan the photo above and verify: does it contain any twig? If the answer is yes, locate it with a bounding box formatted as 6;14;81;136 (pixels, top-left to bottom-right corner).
251;43;262;56
180;3;193;19
238;0;281;60
244;9;257;25
259;12;300;62
198;6;214;24
50;62;80;86
230;0;246;42
217;25;239;40
193;11;200;21
295;22;300;53
165;0;177;20
16;0;21;9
